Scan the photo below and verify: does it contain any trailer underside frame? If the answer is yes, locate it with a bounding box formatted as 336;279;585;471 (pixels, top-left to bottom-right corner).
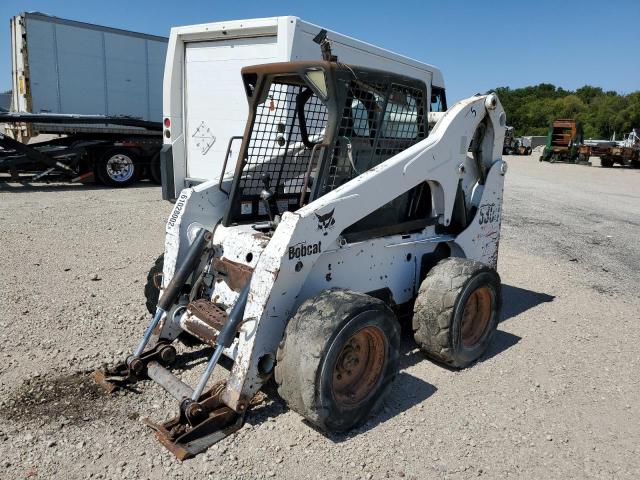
0;113;162;184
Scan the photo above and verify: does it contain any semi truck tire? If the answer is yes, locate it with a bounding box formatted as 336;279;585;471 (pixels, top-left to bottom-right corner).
149;152;162;185
600;157;614;168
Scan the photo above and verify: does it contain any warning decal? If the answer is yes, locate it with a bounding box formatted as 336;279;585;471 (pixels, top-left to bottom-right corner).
192;121;216;155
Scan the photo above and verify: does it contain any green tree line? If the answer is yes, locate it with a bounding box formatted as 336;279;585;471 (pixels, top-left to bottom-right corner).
490;84;640;139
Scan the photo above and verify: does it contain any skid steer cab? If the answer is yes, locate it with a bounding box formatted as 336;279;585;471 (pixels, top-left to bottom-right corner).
95;60;508;459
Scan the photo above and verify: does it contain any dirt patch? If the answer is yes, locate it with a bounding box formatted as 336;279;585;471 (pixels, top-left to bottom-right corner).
0;373;109;425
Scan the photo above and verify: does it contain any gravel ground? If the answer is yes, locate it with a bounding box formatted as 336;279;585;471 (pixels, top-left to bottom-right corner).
1;156;639;479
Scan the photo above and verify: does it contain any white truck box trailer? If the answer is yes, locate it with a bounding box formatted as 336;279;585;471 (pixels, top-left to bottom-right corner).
9;11;168;141
161;16;446;200
1;12;168;186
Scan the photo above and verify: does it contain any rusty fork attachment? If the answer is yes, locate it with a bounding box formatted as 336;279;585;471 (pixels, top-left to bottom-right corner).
143;280;252;459
93;227;255;459
143;381;244;460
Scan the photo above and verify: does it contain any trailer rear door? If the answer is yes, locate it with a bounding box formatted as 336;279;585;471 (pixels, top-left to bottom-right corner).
183;37;278;182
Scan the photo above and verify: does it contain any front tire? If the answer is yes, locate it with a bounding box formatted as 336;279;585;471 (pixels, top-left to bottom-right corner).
144;254;164;314
275;289;400;432
413;257;501;368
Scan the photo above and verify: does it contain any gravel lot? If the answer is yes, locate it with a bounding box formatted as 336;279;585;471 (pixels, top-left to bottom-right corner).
1;156;639;479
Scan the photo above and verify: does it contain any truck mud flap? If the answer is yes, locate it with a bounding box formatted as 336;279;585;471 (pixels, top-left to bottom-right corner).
160;144;175;201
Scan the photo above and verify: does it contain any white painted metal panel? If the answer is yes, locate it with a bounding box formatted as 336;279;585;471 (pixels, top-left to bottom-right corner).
184;36;279;181
292;23;433;88
104;33;148;119
55;23;106;115
16;13;168;123
23;17;59;113
147;41;167;122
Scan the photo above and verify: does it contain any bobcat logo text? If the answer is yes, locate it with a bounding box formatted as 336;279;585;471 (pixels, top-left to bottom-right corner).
289;241;322;260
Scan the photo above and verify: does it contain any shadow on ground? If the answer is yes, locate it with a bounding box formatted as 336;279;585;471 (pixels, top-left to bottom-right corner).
481;330;521;363
501;284;555;323
0;179;158;193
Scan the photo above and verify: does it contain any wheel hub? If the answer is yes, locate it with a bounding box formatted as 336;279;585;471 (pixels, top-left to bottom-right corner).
460;286;492;347
332;326;386;407
106;154;134;182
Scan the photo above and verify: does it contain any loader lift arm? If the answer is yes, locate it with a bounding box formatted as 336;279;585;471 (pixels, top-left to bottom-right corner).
223;91;507;410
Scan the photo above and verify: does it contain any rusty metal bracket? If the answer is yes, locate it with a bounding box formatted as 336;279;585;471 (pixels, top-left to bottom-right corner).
212;257;253;292
93;341;176;393
142;382;245;460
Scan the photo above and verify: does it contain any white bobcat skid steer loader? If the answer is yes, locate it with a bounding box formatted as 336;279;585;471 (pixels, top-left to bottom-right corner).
95;59;507;459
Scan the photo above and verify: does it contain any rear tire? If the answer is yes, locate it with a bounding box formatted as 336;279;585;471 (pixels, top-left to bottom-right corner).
93;164;105;185
275;289;400;432
144;254;164;314
600;157;614;168
96;149;140;187
149;152;162;185
413;257;501;368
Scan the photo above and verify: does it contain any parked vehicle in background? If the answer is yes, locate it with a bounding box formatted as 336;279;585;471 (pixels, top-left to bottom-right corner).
0;12;167;186
0;91;10;112
579;129;640;168
160;16;447;201
521;135;546;150
503;126;532;155
539;119;585;164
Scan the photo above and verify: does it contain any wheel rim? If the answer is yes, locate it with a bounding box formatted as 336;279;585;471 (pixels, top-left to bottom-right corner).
332;325;386;407
106;154;134;182
460;286;492;347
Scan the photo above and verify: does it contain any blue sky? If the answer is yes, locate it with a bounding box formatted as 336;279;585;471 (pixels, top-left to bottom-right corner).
1;0;638;102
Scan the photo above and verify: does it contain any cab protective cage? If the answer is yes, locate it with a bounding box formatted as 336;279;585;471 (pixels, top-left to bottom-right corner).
223;61;431;232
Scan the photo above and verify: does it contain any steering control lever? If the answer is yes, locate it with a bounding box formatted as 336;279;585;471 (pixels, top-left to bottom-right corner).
259;173;279;222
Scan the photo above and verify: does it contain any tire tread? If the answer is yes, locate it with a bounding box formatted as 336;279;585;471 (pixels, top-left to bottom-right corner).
413;257;500;368
276;289;399;431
